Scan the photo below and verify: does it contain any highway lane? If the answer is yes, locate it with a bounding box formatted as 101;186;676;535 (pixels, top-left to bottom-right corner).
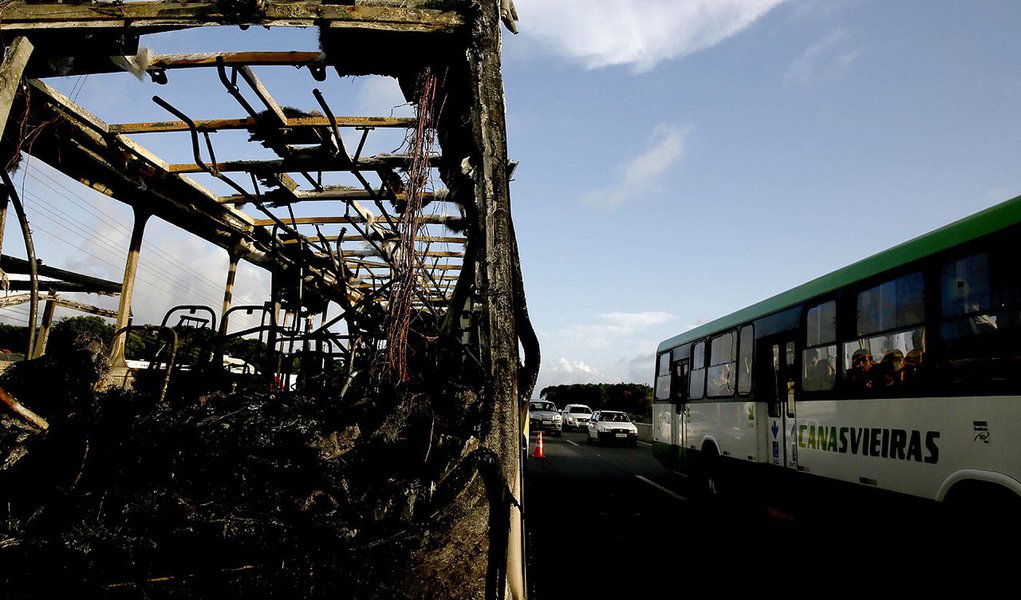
522;429;785;598
520;428;991;595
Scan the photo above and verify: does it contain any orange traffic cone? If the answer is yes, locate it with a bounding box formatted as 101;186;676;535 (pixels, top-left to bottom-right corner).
533;431;545;458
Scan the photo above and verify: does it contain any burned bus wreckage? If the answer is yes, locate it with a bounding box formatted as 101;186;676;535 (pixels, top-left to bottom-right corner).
0;1;537;598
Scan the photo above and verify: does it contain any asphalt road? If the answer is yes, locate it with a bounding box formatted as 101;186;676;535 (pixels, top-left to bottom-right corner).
522;429;784;598
520;428;1000;595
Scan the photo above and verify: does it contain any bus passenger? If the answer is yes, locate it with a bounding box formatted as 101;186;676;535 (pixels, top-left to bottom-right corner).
904;329;926;385
809;354;835;390
874;348;906;388
845;348;873;392
710;363;734;395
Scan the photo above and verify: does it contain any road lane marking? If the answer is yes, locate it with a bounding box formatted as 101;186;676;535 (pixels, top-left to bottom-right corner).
635;475;688;502
566;440;580;446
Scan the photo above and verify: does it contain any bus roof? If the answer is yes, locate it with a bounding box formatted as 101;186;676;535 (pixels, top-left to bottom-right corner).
657;193;1021;354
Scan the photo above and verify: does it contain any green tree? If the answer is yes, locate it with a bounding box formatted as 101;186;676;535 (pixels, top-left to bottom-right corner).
539;382;653;420
50;315;115;347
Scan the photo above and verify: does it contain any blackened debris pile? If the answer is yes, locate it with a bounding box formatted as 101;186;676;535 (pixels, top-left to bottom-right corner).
0;337;491;599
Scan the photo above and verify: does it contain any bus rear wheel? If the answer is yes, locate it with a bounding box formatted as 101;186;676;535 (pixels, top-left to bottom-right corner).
943;481;1021;536
698;446;726;499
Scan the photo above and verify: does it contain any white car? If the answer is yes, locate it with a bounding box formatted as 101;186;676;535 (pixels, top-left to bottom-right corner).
586;410;638;446
560;404;593;431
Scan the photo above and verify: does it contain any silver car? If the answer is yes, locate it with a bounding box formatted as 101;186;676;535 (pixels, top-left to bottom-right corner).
560;404;593;431
529;400;562;436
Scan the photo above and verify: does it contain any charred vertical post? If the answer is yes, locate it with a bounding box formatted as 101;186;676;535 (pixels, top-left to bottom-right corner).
467;1;524;598
0;37;33;139
30;297;56;358
220;250;240;336
109;208;150;366
0;188;7;259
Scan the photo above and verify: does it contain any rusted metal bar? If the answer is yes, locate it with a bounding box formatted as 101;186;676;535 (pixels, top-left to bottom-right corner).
221;187;445;206
322;248;463;259
0;386;48;430
281;234;464;245
251;215;447;227
152;93;327;259
150;51;324;70
110;116;415;135
166;153;433;174
3;293;118;318
312;87;351;163
215;58;263;126
353;127;371;162
0;169;39;359
3;281;117;295
0;254;122;294
0;2;466;34
152;94;249;199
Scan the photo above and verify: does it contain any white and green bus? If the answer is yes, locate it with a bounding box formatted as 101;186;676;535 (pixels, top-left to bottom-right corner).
653;194;1021;516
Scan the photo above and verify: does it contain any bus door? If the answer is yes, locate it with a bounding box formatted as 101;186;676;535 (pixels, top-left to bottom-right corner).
761;335;798;470
670;358;689;457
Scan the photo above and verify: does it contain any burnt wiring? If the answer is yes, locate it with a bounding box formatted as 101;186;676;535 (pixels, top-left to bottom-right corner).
387;67;438;383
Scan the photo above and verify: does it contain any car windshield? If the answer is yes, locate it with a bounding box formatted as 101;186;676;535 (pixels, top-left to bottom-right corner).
531;403;555;412
602;412;629;422
568;407;591;414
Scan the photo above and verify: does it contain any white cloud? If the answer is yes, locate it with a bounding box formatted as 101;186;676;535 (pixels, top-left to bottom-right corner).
521;0;790;72
552;356;602;377
538;356;605;390
784;30;859;87
582;123;688;208
600;311;675;329
358;76;414;117
553;310;677;349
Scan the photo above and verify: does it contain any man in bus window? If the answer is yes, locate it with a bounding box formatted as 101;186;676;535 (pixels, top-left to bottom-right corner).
846;348;873;392
814;354;835;388
904;329;926;385
874;348;905;388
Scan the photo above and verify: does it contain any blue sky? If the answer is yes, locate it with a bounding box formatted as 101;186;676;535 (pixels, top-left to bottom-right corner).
4;1;1021;395
502;0;1021;392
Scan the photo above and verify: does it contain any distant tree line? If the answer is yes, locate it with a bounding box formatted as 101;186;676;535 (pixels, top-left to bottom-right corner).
538;382;653;419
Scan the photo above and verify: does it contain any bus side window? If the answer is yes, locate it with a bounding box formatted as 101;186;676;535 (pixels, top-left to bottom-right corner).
655;352;671;401
707;332;736;397
938;250;1021;391
737;325;753;395
803;301;836;392
846;272;926;395
689;341;706;400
